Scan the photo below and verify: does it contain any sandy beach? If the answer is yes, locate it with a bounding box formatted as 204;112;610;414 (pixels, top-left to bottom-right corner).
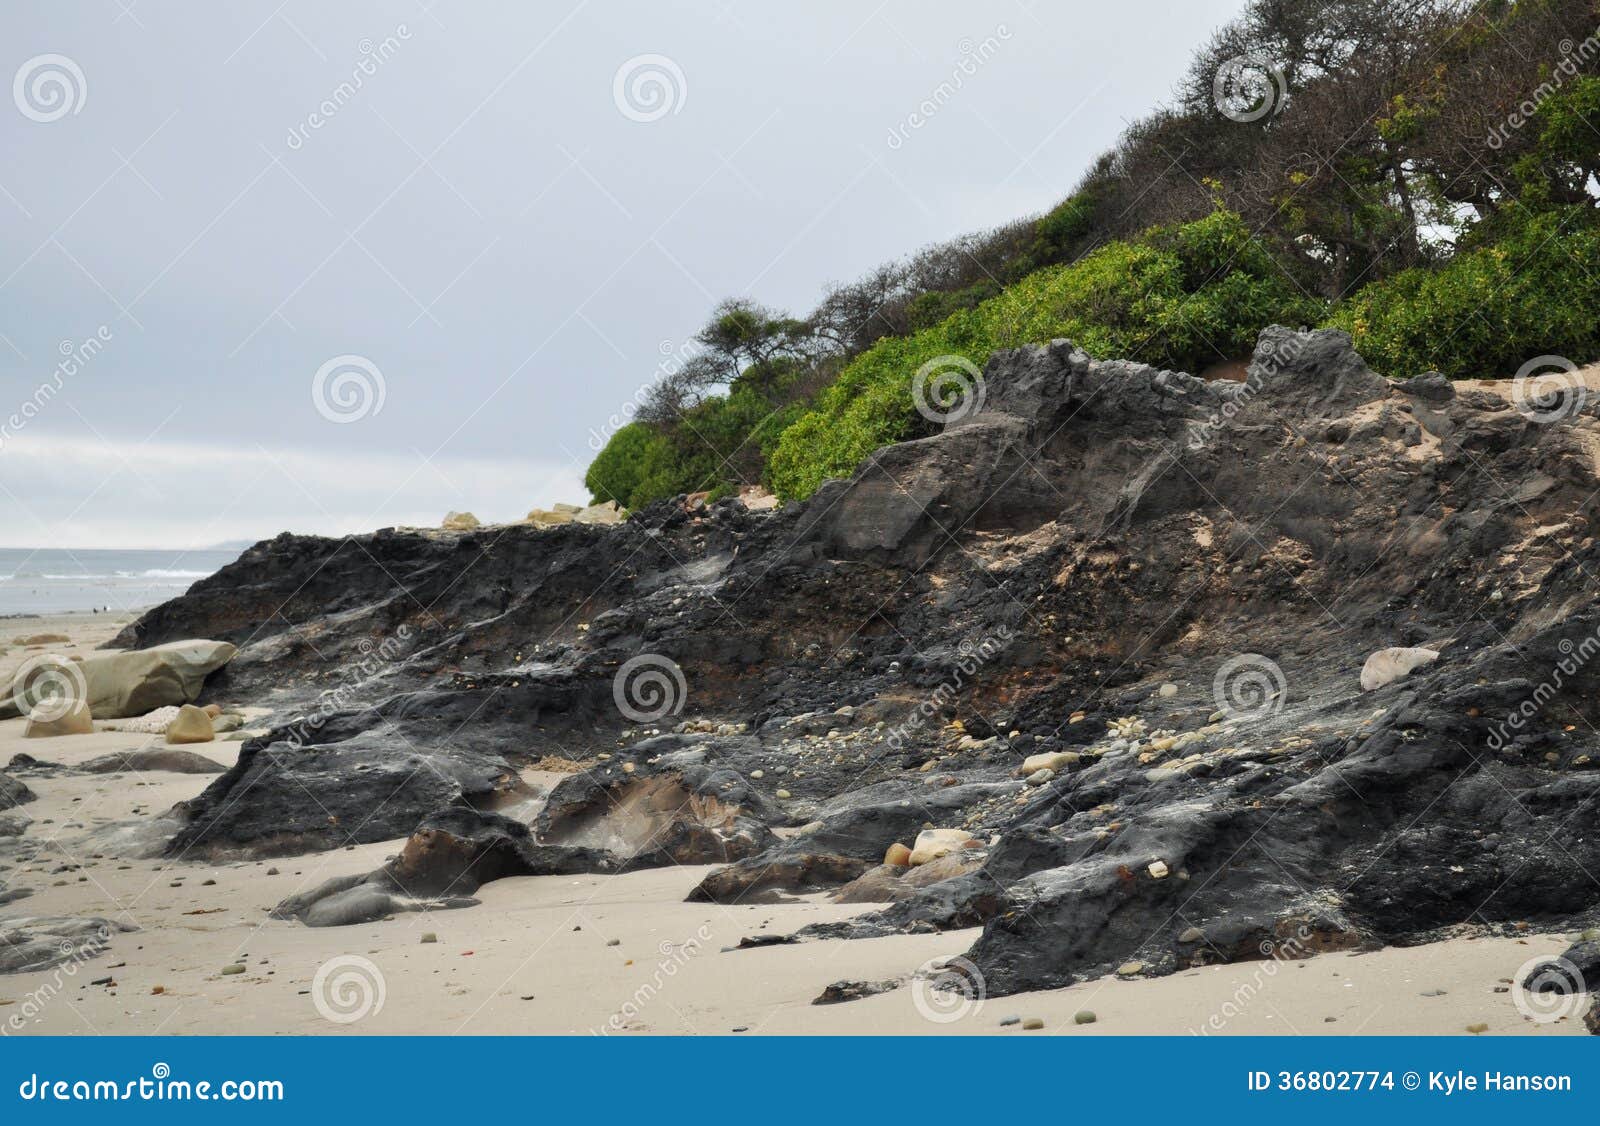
0;613;1590;1037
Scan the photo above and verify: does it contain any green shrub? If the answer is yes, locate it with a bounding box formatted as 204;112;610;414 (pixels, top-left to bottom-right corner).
1329;207;1600;379
767;209;1322;499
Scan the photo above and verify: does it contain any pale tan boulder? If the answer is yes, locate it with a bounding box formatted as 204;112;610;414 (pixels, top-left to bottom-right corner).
165;704;214;744
552;502;582;514
1359;647;1439;691
524;508;575;527
883;841;912;866
2;641;236;721
441;511;480;531
908;827;981;866
1019;750;1078;776
23;698;93;738
573;501;626;525
738;485;779;512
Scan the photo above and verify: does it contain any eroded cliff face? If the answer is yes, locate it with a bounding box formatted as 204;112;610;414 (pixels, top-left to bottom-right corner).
118;328;1600;996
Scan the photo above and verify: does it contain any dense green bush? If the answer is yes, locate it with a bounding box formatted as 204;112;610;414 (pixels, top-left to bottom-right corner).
1329;207;1600;380
767;209;1323;499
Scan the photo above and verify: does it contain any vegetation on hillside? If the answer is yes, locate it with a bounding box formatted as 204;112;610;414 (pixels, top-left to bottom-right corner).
587;0;1600;507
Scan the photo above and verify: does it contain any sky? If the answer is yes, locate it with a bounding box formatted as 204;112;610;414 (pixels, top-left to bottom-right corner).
0;0;1242;549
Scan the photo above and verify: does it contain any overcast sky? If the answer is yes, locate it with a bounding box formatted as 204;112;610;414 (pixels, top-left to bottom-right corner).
0;0;1241;549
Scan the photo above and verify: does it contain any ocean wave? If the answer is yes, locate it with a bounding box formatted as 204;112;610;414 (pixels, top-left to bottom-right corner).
7;569;211;582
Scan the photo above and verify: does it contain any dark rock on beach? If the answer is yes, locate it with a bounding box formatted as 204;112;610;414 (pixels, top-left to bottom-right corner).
111;328;1600;994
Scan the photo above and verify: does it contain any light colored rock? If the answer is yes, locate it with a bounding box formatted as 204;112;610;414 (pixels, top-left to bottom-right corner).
884;842;912;866
1117;961;1144;976
1020;750;1077;775
573;501;626;525
524;508;575;527
165;704;215;745
908;827;980;866
1148;859;1170;879
738;485;780;512
1;640;236;721
1158;683;1178;697
442;511;480;531
23;698;92;738
1359;646;1439;691
1024;768;1055;787
18;633;69;645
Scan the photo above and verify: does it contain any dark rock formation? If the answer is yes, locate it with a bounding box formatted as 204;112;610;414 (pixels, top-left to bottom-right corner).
112;328;1600;995
0;773;35;810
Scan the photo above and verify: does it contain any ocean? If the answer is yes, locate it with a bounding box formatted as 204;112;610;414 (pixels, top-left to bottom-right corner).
0;547;243;616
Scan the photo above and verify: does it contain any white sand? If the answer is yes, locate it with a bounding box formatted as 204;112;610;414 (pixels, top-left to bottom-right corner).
1;614;1590;1036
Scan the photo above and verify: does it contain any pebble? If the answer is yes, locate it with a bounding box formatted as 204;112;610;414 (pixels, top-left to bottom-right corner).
1116;961;1143;976
220;964;245;976
999;1015;1021;1026
420;933;438;944
1147;860;1170;879
265;867;280;876
1178;927;1203;943
775;789;791;799
750;769;764;779
1074;1010;1097;1025
1022;1017;1045;1030
1466;1022;1489;1034
606;938;620;947
1158;683;1178;697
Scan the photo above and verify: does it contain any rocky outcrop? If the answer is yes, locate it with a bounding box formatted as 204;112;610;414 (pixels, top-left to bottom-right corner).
109;328;1600;995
